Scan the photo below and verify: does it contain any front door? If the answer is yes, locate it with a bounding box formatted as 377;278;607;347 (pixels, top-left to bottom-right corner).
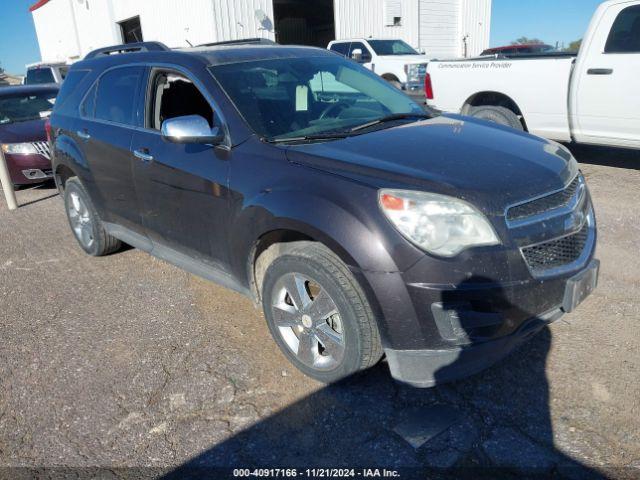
573;3;640;148
131;68;232;269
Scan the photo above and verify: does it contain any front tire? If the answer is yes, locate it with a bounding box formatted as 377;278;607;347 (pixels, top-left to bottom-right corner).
261;242;383;383
64;177;121;256
469;105;524;130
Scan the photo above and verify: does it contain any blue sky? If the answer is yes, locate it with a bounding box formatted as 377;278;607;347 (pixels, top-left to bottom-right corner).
1;0;605;74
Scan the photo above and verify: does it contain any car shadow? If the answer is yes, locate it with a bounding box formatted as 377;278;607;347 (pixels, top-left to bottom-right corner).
162;276;606;479
566;143;640;170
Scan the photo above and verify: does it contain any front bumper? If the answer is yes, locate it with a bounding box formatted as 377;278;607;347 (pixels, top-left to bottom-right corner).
380;258;599;387
5;153;52;185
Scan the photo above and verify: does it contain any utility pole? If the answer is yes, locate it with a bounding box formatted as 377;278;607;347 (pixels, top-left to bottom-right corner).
0;150;18;211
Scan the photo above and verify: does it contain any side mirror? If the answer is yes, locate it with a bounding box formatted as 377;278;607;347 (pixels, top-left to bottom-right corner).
161;115;224;145
351;48;363;63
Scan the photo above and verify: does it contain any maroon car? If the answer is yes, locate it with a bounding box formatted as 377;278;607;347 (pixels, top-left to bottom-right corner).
0;84;58;186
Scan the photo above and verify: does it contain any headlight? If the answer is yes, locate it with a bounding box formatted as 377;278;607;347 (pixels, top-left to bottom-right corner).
379;189;500;257
1;143;38;155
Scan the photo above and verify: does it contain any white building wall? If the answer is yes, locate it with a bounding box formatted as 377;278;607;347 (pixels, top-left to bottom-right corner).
419;0;490;59
460;0;491;57
31;0;81;62
31;0;490;64
334;0;421;49
419;0;461;58
31;0;276;63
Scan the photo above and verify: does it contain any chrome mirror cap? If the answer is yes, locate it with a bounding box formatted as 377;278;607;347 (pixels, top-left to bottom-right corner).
161;115;224;144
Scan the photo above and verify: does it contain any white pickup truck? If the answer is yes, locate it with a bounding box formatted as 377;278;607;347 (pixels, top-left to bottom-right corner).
426;0;640;149
328;38;428;100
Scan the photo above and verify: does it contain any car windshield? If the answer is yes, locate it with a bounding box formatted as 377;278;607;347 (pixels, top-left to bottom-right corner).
0;91;57;124
26;68;55;84
210;55;424;141
367;40;419;55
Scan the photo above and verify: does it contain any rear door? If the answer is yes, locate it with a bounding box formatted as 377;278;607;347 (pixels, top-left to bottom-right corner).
572;2;640;148
77;65;146;233
130;67;232;269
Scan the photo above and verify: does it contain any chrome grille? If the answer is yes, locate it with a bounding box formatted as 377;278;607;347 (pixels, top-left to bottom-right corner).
32;141;51;160
507;175;581;222
521;222;590;273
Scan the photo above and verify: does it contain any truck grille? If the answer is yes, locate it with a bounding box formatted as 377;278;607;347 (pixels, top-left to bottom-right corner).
32;141;51;160
521;222;590;273
507;175;581;222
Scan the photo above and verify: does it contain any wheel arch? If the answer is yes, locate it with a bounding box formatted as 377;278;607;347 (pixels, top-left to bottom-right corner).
381;73;400;82
461;91;527;130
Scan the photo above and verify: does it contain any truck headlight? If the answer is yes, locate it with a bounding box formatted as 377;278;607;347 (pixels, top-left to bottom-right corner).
379;189;500;257
1;143;38;155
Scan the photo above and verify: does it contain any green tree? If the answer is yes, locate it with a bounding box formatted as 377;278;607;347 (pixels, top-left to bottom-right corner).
566;39;582;52
511;37;545;45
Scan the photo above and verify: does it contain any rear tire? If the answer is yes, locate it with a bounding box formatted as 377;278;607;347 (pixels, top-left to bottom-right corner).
469;105;524;130
63;177;121;256
261;242;383;383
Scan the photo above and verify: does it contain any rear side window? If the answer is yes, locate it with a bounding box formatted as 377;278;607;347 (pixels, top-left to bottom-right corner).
330;42;349;56
52;70;88;115
605;5;640;53
81;84;97;118
26;68;55;84
94;66;143;125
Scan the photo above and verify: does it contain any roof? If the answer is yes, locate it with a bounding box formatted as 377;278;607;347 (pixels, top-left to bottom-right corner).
29;0;51;12
0;84;59;96
80;44;333;69
186;44;333;65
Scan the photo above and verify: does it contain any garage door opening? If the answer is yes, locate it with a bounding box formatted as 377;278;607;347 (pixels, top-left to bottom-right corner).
119;16;143;44
273;0;335;47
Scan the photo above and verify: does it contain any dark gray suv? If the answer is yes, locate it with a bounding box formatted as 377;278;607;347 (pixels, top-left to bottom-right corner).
49;41;599;387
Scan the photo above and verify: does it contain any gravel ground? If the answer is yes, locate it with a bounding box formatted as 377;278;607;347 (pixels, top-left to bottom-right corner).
0;145;638;479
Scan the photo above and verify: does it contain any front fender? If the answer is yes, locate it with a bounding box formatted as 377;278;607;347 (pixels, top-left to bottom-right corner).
228;183;423;284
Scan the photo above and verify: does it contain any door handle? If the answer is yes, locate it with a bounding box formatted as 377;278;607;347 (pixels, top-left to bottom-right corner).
133;149;154;163
587;68;613;75
77;129;90;140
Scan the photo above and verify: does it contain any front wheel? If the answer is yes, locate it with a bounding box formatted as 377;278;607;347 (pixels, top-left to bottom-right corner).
261;242;383;383
64;177;121;256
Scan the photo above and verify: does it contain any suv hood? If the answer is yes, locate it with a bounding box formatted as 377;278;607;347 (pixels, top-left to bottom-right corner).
284;115;577;216
0;119;47;144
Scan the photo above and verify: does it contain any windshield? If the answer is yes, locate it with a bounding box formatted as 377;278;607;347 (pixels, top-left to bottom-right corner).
0;91;57;124
210;55;424;141
367;40;419;56
26;68;55;84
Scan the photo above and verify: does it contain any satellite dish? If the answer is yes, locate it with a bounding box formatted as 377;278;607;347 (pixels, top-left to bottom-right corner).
255;9;273;31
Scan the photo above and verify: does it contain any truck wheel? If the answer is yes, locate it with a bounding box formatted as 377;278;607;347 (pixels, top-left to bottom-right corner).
63;177;121;256
469;105;524;131
261;242;383;383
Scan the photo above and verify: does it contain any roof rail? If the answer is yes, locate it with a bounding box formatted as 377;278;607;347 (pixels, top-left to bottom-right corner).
84;41;170;60
197;38;277;47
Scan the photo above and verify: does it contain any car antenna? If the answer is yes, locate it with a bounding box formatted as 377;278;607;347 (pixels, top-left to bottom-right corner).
186;39;193;47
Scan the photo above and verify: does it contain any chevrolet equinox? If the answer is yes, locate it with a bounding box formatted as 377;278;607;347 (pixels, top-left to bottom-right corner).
49;41;599;387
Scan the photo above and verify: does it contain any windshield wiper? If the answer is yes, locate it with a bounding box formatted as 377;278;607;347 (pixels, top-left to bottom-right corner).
350;112;431;132
264;132;353;144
